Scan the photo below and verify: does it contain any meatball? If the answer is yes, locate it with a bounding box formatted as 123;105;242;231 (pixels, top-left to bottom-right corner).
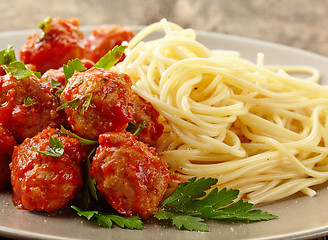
60;67;135;140
84;25;135;63
10;127;84;212
130;93;163;147
41;59;95;96
90;132;170;218
20;17;85;74
0;125;17;190
0;73;64;143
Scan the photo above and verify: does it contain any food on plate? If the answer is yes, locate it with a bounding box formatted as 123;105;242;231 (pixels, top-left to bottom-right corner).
129;93;164;147
4;16;327;231
41;59;95;96
10;127;84;212
90;131;170;218
20;17;85;74
119;19;328;205
84;24;135;63
0;125;17;190
59;67;135;140
0;70;64;143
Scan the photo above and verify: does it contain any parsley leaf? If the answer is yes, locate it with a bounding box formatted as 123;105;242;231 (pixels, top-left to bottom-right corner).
32;136;64;157
60;126;98;146
71;205;144;230
79;93;92;115
126;121;147;135
0;45;40;79
57;98;80;111
80;145;98;209
23;96;39;107
63;59;86;86
37;16;53;42
57;94;93;115
0;45;17;65
50;78;61;88
93;45;126;69
153;177;278;231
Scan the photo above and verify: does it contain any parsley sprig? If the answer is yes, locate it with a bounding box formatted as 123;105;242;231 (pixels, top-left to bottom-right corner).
32;136;64;157
0;45;40;79
72;177;277;231
153;177;278;231
126;121;146;135
71;205;144;230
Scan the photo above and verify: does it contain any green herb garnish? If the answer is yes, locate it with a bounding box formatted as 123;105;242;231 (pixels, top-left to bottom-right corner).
57;98;80;111
50;78;61;88
37;16;53;42
32;136;64;157
0;45;17;65
63;59;86;86
126;121;146;135
71;205;144;230
79;93;92;115
57;94;93;115
153;177;278;232
0;45;40;79
23;96;39;107
60;125;98;146
93;45;126;69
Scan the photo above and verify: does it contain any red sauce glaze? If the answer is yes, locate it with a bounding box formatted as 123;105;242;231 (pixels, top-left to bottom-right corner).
60;68;135;140
130;93;163;147
84;25;135;63
10;127;84;212
20;17;85;74
90;132;170;219
0;66;6;76
0;73;64;143
0;124;17;190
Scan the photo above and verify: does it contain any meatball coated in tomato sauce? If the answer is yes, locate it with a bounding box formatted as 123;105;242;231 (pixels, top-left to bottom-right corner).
10;127;84;212
41;59;95;96
130;93;163;147
90;132;170;219
85;25;135;63
0;73;64;143
20;17;85;74
60;68;135;140
0;125;17;190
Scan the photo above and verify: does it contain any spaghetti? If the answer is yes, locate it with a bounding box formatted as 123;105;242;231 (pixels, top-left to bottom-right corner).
118;19;328;204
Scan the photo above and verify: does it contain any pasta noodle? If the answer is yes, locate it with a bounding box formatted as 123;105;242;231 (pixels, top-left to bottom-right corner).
118;19;328;205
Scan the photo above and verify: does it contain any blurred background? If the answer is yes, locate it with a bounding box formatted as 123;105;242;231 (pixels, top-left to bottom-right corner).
0;0;327;57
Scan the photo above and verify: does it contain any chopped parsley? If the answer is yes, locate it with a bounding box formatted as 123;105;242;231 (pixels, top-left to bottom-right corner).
93;45;126;69
63;59;87;86
153;177;278;231
23;96;39;107
57;94;93;115
57;98;80;111
0;45;40;79
60;125;98;146
126;121;147;135
32;136;64;157
37;16;53;42
50;78;61;89
71;205;144;230
72;177;277;231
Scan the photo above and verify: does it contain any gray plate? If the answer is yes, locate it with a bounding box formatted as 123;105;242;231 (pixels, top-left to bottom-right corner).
1;26;328;240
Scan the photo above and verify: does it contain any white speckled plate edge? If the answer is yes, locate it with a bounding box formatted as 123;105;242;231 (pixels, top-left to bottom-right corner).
0;25;328;240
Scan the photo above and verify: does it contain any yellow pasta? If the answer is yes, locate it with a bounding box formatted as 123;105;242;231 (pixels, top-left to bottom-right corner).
118;19;328;205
